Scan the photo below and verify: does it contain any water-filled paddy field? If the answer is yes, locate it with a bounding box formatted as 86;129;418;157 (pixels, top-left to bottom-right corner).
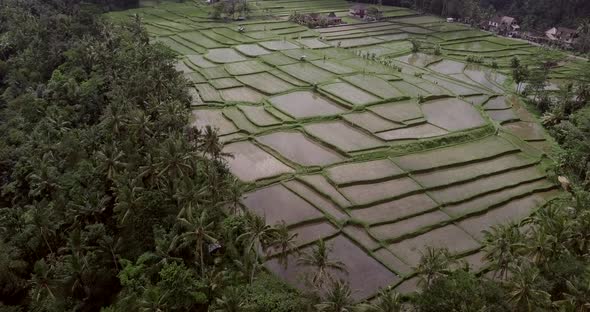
109;0;570;300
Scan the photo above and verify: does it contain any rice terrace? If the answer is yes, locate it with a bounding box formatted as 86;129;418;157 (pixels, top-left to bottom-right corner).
109;0;574;301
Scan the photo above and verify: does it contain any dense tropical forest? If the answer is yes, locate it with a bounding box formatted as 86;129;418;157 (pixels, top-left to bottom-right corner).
1;0;590;311
373;0;590;31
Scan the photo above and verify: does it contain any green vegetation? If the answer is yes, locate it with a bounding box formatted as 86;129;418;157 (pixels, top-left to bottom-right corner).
0;1;301;311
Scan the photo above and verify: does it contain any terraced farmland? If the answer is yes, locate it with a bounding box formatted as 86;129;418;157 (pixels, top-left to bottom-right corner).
109;0;569;301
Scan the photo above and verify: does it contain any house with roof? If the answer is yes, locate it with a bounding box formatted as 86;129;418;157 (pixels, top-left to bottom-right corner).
327;12;342;24
546;27;579;47
556;27;578;44
349;3;368;18
488;16;520;36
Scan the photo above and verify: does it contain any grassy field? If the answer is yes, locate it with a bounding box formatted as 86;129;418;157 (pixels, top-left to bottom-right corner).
109;0;569;301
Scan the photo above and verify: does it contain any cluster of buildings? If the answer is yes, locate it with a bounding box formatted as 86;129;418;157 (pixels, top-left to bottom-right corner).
291;3;382;28
477;15;580;48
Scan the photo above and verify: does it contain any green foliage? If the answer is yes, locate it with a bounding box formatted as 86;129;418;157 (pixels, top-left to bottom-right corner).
413;270;511;312
315;280;355;312
552;108;590;186
511;56;521;69
410;39;421;53
466;55;483;63
433;44;441;56
241;272;310;312
211;0;251;20
0;0;299;310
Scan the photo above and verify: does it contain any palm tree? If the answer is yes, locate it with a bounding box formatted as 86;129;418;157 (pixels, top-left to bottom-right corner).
269;221;298;269
356;288;403;312
526;227;558;267
173;177;209;218
155;137;193;180
212;287;246;312
506;263;551;312
128;109;153;143
26;153;61;198
556;276;590;312
0;240;27;297
138;285;167;312
233;248;264;284
200;125;223;160
138;153;159;187
95;144;126;180
26;200;57;254
577;19;590;35
113;178;144;225
524;205;571;265
415;247;453;288
238;211;276;256
96;233;123;271
297;239;347;289
483;223;525;280
141;231;183;277
61;235;90;298
201;268;226;307
101;104;128;136
237;212;277;282
29;259;56;302
174;209;217;276
315;280;356;312
224;177;246;215
68;192;111;224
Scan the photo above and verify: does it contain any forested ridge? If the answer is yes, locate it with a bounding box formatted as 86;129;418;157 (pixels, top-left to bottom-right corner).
0;1;304;311
1;1;590;312
370;0;590;30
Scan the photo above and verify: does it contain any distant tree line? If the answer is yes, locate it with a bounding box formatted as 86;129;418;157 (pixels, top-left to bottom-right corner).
85;0;141;11
365;0;590;31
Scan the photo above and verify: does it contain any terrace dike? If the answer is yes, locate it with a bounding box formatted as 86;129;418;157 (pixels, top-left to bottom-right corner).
109;0;566;301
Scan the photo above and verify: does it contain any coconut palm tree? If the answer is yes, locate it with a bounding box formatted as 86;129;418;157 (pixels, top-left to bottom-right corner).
128;109;153;143
238;211;276;256
415;247;453;288
26;200;57;254
213;287;246;312
29;259;56;302
173;209;217;276
224;177;246;215
138;285;167;312
483;223;525;279
95;144;126;180
200;125;223;160
556;276;590;312
315;279;356;312
506;263;551;312
270;221;298;269
356;288;403;312
26;153;61;198
297;239;347;289
577;19;590;35
100;104;128;136
526;227;558;267
233;248;263;284
140;234;183;279
0;240;27;297
173;177;209;219
155;137;193;180
237;211;276;281
113;178;144;225
201;268;226;307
